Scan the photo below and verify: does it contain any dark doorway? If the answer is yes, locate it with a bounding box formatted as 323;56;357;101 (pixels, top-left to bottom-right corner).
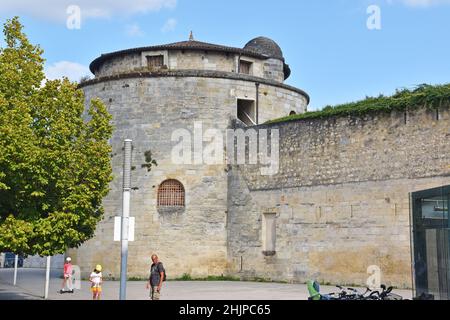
411;185;450;300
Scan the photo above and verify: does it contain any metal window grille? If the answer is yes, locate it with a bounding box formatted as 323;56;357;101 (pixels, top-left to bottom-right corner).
157;180;185;207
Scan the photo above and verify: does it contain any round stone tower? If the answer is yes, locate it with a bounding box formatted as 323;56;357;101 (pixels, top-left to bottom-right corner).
70;35;309;279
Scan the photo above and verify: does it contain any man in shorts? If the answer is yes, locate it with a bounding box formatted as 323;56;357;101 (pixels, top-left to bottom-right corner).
146;254;165;300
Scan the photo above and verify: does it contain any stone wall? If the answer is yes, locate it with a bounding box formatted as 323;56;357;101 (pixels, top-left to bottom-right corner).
80;72;308;126
78;44;450;288
263;58;285;83
95;50;285;84
168;50;236;73
71;73;307;278
227;106;450;288
96;53;142;77
242;107;450;189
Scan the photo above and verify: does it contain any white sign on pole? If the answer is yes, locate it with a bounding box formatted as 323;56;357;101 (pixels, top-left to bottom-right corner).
114;217;135;242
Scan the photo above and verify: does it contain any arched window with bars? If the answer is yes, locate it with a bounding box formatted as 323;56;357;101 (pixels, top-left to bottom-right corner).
157;179;185;208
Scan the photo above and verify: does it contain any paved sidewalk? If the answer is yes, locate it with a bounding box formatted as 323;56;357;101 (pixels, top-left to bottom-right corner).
0;268;413;300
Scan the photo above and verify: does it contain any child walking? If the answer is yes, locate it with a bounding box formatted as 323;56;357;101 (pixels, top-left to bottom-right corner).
89;265;103;300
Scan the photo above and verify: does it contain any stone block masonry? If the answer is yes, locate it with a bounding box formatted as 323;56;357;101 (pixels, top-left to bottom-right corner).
229;106;450;288
72;37;449;288
70;71;307;279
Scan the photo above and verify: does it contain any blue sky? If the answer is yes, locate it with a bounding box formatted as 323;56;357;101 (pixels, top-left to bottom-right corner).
0;0;449;110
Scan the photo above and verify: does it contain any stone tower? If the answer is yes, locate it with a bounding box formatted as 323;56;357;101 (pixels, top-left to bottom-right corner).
71;36;309;279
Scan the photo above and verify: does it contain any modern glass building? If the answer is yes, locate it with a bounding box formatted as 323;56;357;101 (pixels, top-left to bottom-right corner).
411;185;450;300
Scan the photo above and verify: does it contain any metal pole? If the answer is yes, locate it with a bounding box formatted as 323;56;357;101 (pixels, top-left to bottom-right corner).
120;139;132;300
44;256;51;299
13;254;18;286
255;82;259;125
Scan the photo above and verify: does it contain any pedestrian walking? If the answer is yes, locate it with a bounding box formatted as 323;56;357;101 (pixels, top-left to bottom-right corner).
146;254;165;300
90;265;103;300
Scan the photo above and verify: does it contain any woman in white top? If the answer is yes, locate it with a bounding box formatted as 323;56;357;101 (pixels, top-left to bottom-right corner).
89;265;103;300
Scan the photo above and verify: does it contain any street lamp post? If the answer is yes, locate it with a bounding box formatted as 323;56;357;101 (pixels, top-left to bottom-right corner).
119;139;132;300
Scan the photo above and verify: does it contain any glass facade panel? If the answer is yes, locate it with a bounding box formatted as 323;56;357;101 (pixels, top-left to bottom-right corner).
411;185;450;300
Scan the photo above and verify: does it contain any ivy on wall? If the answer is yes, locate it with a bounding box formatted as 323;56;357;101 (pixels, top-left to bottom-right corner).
268;84;450;124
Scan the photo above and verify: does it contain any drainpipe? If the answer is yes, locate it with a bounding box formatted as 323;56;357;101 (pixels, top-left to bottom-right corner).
255;82;260;125
237;53;242;73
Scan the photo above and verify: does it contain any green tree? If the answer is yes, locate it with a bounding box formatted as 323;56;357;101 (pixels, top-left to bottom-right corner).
0;17;113;256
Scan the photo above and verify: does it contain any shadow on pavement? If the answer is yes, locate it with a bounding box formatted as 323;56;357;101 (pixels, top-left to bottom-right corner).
0;287;42;300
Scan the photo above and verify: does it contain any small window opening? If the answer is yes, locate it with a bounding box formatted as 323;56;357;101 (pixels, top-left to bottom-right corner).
239;60;252;75
237;99;257;126
147;55;164;69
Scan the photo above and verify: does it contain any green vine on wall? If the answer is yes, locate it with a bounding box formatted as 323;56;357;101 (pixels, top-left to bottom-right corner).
267;83;450;124
141;150;158;172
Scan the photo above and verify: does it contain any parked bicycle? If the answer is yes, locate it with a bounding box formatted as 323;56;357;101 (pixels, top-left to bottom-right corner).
367;284;403;300
308;281;404;300
345;287;373;300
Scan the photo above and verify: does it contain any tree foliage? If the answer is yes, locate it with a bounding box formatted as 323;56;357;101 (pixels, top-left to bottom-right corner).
0;17;113;256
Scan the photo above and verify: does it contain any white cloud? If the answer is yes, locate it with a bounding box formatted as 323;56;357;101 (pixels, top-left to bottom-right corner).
126;23;144;37
45;61;91;82
161;18;177;33
0;0;177;22
387;0;450;7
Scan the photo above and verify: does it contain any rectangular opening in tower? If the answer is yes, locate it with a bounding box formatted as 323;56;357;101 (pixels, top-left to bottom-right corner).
262;212;277;256
237;99;256;126
146;55;164;69
239;60;252;75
